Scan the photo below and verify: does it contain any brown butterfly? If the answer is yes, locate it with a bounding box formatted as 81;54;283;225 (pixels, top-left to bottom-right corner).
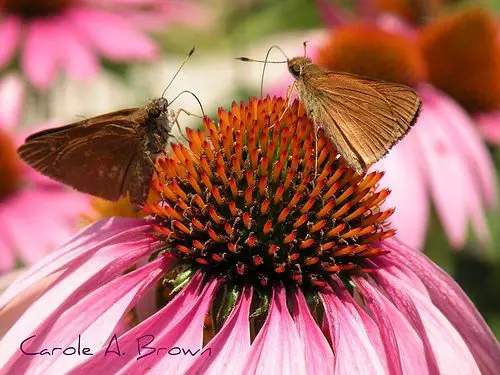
18;47;200;206
238;45;422;174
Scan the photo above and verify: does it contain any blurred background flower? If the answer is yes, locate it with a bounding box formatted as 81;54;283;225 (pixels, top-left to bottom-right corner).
0;0;209;89
0;74;89;273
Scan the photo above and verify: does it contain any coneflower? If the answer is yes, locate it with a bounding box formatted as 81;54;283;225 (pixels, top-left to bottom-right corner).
419;7;500;145
0;96;497;374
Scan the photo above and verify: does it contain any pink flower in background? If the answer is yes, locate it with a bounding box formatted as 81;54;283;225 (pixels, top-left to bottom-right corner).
275;19;496;250
0;0;209;89
418;7;500;147
0;75;89;273
0;97;498;374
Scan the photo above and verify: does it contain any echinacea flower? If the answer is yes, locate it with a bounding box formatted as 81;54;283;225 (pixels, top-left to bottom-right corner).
0;75;89;273
0;97;498;374
276;22;496;250
418;7;500;146
0;0;208;89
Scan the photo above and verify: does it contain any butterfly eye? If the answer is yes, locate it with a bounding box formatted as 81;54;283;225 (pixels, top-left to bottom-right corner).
289;64;301;78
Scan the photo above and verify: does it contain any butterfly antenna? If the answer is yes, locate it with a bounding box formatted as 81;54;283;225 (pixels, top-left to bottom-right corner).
303;41;309;57
169;90;205;117
161;46;195;98
236;45;289;98
260;45;290;98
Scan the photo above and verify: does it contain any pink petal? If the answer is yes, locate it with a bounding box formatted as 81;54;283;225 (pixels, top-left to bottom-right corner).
375;133;429;250
69;274;217;374
315;0;350;27
21;19;60;89
243;286;307;374
0;228;15;273
0;16;21;69
0;73;24;129
0;218;150;310
423;86;496;206
355;276;430;374
414;91;471;247
119;0;212;31
2;257;169;374
383;239;500;375
185;287;253;375
50;17;99;81
320;280;386;374
68;7;157;61
376;268;481;374
0;271;59;338
476;111;500;145
0;234;159;368
290;288;334;374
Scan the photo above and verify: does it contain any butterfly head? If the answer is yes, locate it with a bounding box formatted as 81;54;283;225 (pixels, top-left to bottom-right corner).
288;57;312;79
149;97;170;118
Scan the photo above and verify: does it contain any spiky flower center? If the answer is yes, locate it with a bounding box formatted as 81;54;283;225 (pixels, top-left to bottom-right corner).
419;7;500;113
316;23;427;87
0;129;22;199
1;0;74;18
147;97;395;289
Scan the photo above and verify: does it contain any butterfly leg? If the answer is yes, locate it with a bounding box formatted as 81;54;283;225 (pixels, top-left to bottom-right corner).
145;150;162;177
270;82;297;130
314;127;319;179
169;108;203;143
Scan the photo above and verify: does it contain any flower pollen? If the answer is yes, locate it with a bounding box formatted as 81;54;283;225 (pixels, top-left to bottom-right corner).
147;97;395;289
419;7;500;113
2;0;74;18
316;23;427;87
0;129;22;199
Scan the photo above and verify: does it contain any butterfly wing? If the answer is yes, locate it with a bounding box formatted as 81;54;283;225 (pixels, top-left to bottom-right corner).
18;109;144;201
302;71;421;173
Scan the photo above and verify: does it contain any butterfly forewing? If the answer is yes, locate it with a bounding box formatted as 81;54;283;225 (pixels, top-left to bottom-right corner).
299;69;421;173
18;118;143;201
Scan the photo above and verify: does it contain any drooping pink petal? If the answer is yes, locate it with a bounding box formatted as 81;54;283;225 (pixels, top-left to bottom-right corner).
185;287;253;375
423;86;496;206
382;239;500;375
376;267;481;374
0;218;150;310
290;288;334;374
0;233;159;368
2;257;170;374
476;111;500;145
320;279;386;374
0;73;24;129
414;90;471;247
68;7;158;61
354;276;431;375
375;134;429;249
68;274;217;374
50;17;99;81
0;16;21;69
21;19;60;89
242;286;307;375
